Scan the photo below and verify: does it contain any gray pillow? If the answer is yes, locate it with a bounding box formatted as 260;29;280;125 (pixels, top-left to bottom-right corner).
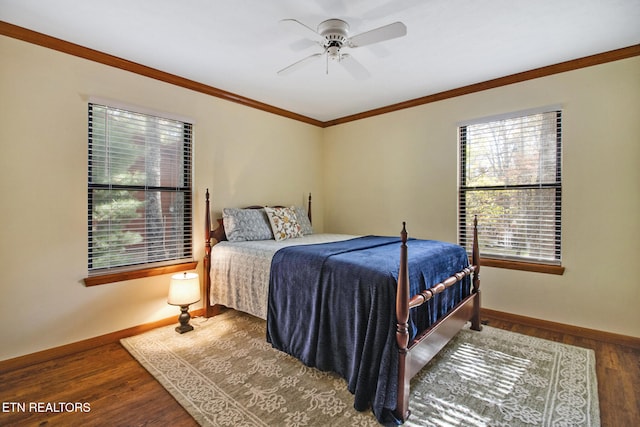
294;206;313;235
222;208;274;241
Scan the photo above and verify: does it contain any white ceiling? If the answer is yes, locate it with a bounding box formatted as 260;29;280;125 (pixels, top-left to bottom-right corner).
1;0;639;122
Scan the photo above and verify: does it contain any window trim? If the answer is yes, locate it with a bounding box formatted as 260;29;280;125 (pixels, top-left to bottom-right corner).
459;107;563;272
86;102;194;284
83;261;198;287
478;257;565;275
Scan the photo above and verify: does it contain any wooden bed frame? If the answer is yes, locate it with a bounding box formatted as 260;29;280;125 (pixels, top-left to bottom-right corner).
202;189;481;423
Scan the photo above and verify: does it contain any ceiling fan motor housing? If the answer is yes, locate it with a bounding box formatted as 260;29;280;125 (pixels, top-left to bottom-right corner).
318;19;349;59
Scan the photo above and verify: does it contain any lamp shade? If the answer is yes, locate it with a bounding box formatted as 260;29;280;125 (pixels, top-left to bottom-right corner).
168;272;200;306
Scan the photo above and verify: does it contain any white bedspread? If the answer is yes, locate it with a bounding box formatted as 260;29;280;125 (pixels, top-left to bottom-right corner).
209;234;358;319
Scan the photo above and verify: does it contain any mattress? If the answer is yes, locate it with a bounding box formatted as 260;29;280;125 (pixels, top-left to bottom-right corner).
208;233;358;319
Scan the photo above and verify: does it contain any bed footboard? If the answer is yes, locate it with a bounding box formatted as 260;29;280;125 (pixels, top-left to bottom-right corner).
394;218;481;422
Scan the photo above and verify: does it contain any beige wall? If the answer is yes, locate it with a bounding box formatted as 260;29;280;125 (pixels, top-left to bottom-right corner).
0;36;323;361
323;56;640;338
1;34;638;362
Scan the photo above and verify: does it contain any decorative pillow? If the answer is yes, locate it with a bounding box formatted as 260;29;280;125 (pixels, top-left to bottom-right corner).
264;206;303;241
294;206;313;235
222;208;273;242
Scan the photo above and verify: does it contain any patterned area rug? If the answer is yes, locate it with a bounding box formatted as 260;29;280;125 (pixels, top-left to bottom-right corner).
121;310;600;426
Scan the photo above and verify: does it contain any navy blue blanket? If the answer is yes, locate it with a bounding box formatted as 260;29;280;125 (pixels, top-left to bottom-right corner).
266;236;470;423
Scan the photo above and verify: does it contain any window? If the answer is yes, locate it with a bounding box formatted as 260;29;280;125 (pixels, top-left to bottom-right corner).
87;103;193;279
459;108;562;269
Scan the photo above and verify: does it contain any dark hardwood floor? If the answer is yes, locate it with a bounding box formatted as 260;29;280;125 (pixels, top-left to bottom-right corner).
1;315;638;426
0;341;197;427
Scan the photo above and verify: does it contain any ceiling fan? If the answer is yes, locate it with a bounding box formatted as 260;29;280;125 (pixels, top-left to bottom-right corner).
277;18;407;79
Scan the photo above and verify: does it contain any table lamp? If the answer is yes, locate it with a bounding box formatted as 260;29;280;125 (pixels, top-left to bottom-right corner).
167;272;200;333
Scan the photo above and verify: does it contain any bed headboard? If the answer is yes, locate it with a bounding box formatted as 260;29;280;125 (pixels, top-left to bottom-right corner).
202;189;312;317
204;189;312;244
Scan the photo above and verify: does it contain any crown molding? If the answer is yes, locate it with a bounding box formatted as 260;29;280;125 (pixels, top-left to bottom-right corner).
0;21;323;127
323;44;640;126
2;21;639;128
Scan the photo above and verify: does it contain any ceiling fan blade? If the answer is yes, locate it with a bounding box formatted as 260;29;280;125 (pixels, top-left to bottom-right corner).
279;19;324;43
289;38;319;52
339;54;370;80
277;53;324;76
348;21;407;48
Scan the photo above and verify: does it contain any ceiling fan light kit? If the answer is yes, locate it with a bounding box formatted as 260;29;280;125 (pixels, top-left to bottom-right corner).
278;17;407;79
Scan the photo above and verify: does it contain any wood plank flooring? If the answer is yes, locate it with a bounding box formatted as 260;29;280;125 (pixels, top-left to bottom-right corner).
0;315;638;426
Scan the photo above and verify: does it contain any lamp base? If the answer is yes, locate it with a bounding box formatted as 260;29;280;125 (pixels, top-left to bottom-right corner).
175;305;194;334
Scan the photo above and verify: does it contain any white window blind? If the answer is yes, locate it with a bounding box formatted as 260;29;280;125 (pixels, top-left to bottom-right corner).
88;103;193;274
459;110;562;264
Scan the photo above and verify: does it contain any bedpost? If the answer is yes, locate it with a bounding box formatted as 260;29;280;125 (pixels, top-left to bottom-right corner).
395;222;411;422
471;215;482;331
203;189;213;318
307;192;312;224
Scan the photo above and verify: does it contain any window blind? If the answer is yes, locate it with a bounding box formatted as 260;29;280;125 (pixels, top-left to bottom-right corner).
88;103;193;274
459;110;562;264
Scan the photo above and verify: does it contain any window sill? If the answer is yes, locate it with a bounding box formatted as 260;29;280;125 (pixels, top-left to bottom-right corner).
479;257;565;275
84;261;199;286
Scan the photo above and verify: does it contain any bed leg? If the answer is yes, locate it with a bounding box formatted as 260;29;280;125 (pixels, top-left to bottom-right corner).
471;291;482;331
396;350;410;423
